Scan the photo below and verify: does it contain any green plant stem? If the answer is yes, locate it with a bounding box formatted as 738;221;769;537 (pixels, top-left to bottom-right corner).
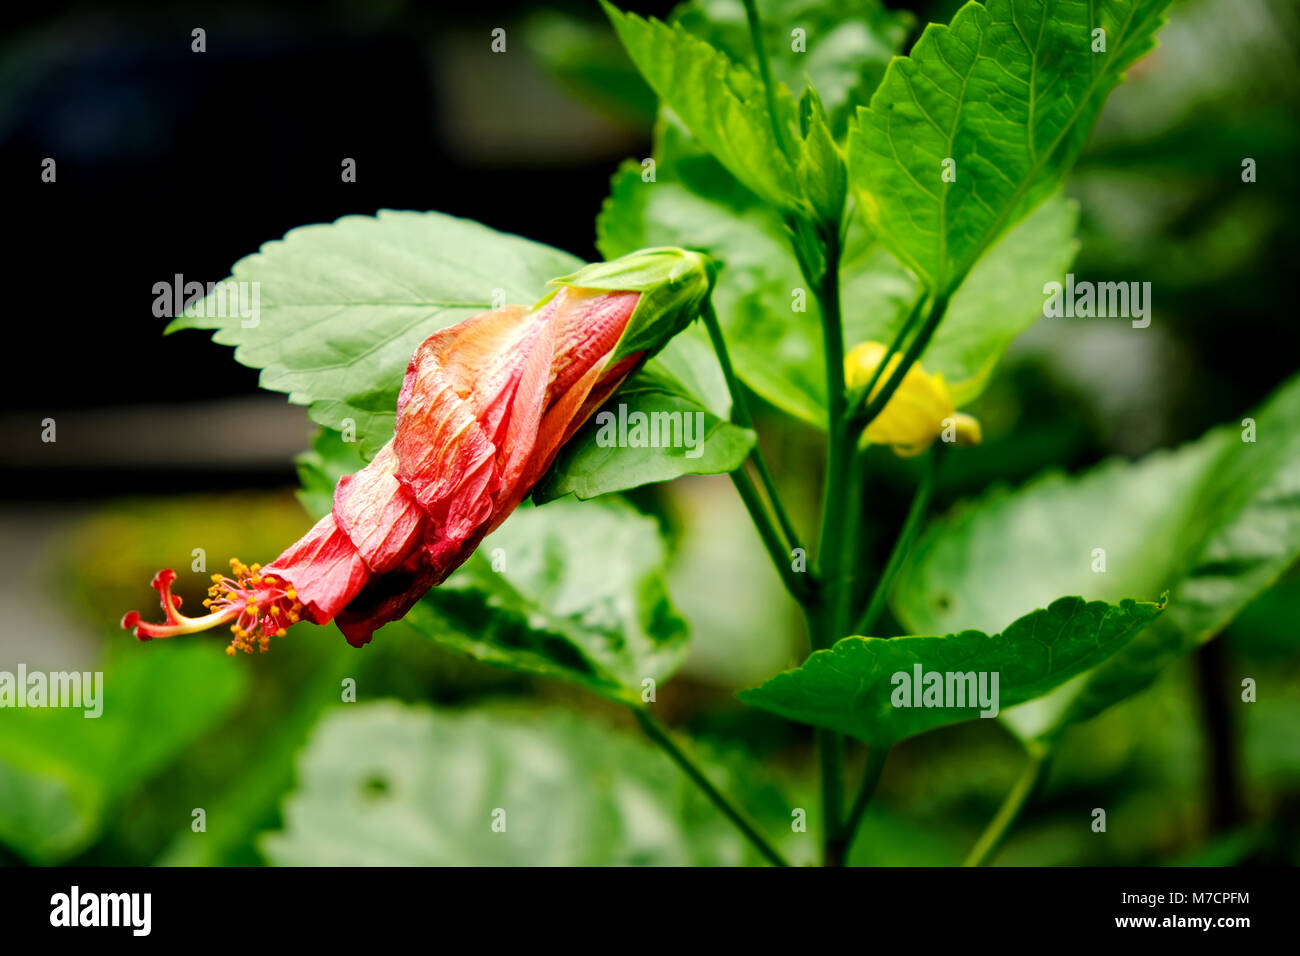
751;448;801;553
741;0;793;160
814;726;845;863
850;294;926;412
633;708;789;867
731;468;810;602
813;228;851;638
742;0;856;855
701;300;803;556
963;749;1052;867
806;226;856;865
834;745;890;863
853;447;938;636
850;292;951;430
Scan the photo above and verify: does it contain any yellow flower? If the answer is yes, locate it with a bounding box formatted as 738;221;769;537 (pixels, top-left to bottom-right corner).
845;342;982;457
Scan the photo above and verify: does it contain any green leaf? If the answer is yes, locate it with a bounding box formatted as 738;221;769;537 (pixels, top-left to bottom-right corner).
600;146;829;423
599;136;1079;423
602;1;801;210
0;644;247;863
403;497;689;703
844;189;1080;405
738;596;1163;747
894;371;1300;742
673;0;914;139
849;0;1171;293
261;701;800;865
795;87;849;228
294;432;692;699
157;644;358;866
167;210;583;457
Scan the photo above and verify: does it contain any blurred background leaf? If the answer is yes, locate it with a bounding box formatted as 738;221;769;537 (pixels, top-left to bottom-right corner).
894;372;1300;743
0;643;246;864
260;700;808;866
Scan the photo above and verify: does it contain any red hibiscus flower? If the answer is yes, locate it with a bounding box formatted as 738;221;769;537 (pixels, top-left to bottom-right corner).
123;248;711;653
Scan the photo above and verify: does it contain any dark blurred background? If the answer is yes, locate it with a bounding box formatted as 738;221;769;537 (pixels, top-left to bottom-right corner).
2;0;676;498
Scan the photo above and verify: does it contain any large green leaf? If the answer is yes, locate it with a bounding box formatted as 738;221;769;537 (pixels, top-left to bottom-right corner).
602;1;801;210
849;0;1171;293
673;0;914;138
600;142;828;423
0;644;247;863
177;207;736;497
167;210;583;457
404;498;689;704
739;596;1162;747
844;190;1080;405
260;701;800;865
599;130;1079;424
894;371;1300;742
156;638;360;866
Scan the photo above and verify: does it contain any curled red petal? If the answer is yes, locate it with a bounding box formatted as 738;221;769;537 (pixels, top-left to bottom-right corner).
124;284;649;654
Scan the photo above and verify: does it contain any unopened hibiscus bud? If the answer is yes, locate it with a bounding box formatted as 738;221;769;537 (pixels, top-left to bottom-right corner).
123;247;711;653
845;341;981;458
547;247;712;363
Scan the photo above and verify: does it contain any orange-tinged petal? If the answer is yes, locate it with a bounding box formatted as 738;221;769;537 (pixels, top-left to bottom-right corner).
492;301;559;499
331;442;426;574
548;288;641;396
393;350;499;538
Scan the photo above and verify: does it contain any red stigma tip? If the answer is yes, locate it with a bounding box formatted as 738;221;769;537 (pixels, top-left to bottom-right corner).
120;559;302;655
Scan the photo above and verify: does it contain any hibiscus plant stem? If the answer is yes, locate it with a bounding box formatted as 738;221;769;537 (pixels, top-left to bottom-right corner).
833;450;937;857
701;298;805;573
809;223;854;865
731;468;810;601
849;292;951;431
633;707;790;867
848;293;926;412
963;748;1053;867
834;744;891;863
752;451;802;554
738;0;871;863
